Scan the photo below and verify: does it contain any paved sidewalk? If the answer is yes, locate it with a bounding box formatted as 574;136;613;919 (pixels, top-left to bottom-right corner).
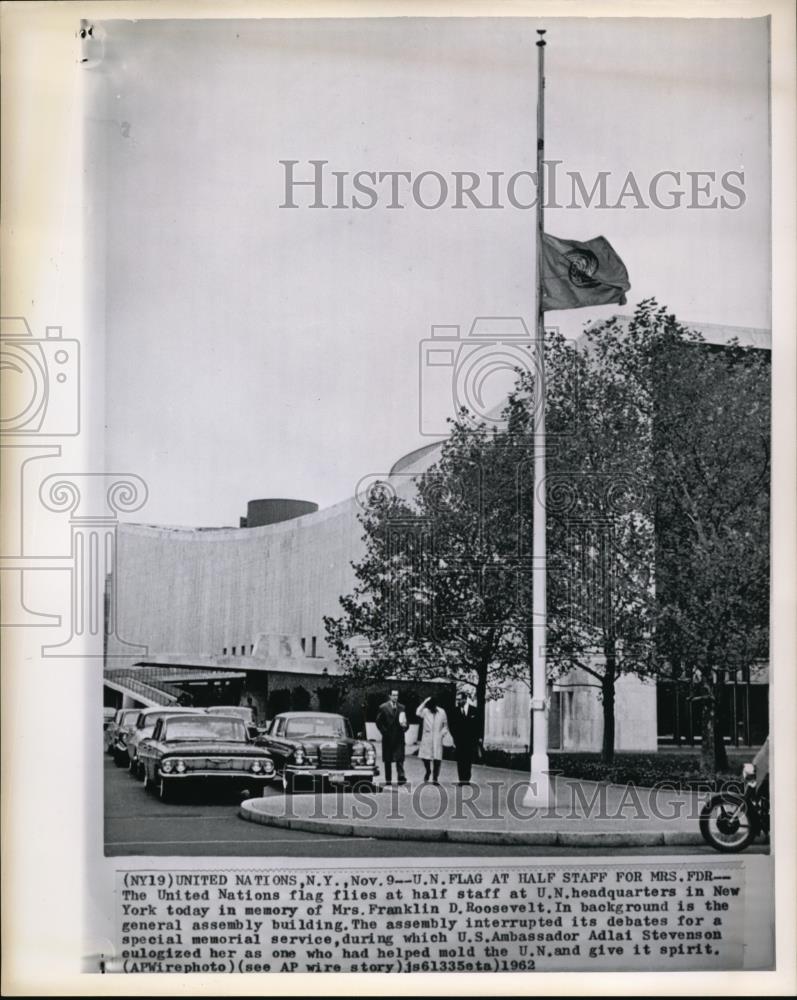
240;755;709;847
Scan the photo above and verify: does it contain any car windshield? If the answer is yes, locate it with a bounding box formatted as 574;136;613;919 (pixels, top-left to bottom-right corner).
119;710;139;725
140;712;172;732
163;718;247;743
207;706;253;723
284;716;349;739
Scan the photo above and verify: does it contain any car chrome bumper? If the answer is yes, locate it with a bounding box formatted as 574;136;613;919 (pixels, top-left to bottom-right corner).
159;770;275;780
284;767;378;781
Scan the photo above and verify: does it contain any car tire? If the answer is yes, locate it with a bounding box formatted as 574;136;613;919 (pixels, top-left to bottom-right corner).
282;772;297;795
352;780;375;794
113;749;127;767
158;777;172;803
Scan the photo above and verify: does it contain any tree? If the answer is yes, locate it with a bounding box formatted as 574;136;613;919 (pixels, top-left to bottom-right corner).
574;300;770;771
324;415;535;741
648;312;769;771
506;325;656;764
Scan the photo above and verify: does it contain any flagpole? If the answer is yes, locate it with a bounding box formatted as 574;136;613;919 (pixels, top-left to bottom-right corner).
525;27;551;808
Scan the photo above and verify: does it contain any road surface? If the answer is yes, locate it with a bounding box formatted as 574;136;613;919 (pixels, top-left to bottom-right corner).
104;755;768;858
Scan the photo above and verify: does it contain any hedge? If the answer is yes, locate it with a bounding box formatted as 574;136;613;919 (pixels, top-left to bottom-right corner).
481;747;751;790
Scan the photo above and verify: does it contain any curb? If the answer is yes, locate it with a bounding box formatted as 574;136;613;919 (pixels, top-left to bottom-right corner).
238;800;705;847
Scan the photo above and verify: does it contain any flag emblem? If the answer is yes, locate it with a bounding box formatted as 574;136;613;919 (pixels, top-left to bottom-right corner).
541;233;630;311
566;249;600;288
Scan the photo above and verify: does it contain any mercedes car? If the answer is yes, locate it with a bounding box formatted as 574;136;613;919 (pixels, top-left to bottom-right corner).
257;711;378;793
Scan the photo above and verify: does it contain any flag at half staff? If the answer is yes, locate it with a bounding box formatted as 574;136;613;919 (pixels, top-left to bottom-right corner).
541;233;630;311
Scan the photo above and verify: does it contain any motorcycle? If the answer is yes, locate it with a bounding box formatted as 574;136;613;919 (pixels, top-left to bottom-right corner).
699;738;769;853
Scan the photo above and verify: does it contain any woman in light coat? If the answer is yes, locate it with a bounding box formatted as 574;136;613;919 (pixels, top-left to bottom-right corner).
416;696;450;783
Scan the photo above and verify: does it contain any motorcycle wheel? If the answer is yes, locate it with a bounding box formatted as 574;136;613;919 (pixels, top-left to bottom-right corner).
699;793;758;852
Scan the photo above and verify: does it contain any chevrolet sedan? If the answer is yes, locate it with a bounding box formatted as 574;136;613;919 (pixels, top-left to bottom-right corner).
126;706;201;778
258;712;378;793
138;713;276;802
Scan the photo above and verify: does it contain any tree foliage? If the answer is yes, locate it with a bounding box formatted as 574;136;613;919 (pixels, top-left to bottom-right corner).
568;300;770;770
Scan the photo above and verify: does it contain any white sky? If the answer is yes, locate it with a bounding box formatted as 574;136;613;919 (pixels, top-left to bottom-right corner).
96;16;770;526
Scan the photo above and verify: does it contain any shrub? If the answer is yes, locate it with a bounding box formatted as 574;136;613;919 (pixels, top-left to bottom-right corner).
481;747;748;790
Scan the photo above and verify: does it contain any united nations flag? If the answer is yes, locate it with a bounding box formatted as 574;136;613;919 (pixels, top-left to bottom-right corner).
541;233;630;312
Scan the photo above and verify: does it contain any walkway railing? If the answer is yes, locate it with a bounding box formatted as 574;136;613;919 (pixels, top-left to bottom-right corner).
104;671;178;706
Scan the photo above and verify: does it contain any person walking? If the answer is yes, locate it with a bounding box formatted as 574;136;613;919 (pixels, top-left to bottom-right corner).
448;689;480;785
375;688;408;785
416;695;450;784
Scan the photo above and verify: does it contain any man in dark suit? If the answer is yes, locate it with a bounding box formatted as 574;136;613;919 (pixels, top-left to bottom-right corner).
448;689;480;785
375;688;408;785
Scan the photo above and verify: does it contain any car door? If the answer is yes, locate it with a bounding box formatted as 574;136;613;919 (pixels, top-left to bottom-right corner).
262;717;292;773
140;718;162;779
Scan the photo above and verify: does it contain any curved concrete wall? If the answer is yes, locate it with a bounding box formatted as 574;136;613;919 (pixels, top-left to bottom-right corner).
111;496;365;665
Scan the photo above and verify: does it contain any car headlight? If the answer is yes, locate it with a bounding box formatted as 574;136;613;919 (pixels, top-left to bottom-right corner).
742;762;756;783
250;760;263;773
161;759;174;773
175;759;187;774
263;759;274;775
365;748;376;765
294;748;305;765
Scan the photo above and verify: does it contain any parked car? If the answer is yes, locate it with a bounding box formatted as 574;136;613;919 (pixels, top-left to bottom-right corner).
138;712;276;802
257;711;378;793
126;706;201;778
206;705;260;739
109;708;144;766
103;707;118;752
